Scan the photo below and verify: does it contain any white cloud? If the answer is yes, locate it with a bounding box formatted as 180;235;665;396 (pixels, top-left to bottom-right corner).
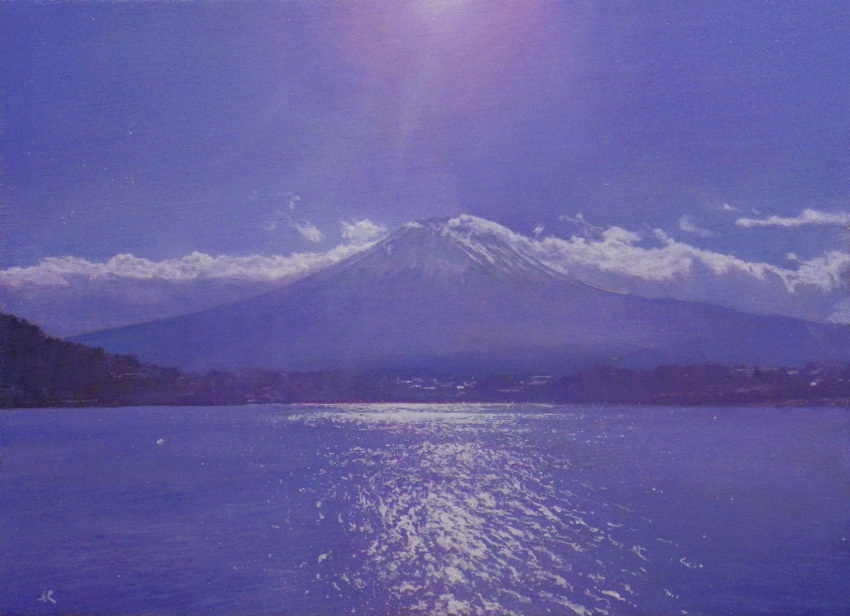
441;214;848;296
678;214;714;237
435;214;840;322
531;225;849;293
0;243;374;288
736;208;850;228
292;221;325;243
340;219;388;243
16;214;835;299
5;214;849;327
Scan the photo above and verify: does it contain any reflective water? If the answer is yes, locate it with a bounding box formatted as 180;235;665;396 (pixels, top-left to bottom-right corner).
1;404;848;614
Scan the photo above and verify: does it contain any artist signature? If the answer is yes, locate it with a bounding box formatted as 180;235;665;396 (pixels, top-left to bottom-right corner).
37;588;56;605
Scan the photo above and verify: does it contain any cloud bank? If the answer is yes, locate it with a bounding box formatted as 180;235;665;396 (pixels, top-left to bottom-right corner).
534;226;848;294
736;208;850;228
0;220;389;288
448;214;848;295
2;214;847;332
445;214;849;324
5;213;846;300
0;250;343;287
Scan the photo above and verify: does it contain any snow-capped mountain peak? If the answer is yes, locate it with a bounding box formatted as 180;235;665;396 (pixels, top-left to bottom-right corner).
353;215;563;282
75;213;850;373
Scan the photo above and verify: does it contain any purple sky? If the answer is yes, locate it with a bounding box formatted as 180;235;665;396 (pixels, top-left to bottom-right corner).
1;1;849;329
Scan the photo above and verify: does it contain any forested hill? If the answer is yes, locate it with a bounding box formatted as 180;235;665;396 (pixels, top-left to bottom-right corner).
0;313;182;407
2;312;849;408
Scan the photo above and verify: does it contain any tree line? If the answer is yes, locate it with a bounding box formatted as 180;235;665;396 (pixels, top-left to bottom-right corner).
2;312;848;407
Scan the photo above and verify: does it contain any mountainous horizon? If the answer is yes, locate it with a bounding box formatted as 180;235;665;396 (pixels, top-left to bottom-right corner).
3;213;847;339
74;215;850;374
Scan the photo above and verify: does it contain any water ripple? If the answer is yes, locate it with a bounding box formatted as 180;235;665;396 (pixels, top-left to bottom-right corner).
287;405;657;615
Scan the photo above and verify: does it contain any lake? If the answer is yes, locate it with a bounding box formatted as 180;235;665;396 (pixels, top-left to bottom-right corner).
1;404;848;615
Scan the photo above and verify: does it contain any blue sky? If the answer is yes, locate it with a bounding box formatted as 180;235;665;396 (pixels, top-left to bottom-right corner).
1;1;849;331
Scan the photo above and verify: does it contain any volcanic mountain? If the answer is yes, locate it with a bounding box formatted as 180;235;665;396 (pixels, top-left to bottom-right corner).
74;216;850;373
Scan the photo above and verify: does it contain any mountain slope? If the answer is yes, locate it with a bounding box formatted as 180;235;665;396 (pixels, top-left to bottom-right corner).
74;216;850;373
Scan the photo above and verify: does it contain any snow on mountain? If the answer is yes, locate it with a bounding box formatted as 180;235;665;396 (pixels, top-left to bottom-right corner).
322;216;566;284
442;215;848;324
74;216;850;373
354;215;848;325
4;214;846;337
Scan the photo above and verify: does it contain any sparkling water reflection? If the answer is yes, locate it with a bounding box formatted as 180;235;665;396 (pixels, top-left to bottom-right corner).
286;405;681;615
1;403;847;615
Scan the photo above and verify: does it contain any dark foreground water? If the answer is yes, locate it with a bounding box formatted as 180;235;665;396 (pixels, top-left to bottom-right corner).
1;404;848;615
